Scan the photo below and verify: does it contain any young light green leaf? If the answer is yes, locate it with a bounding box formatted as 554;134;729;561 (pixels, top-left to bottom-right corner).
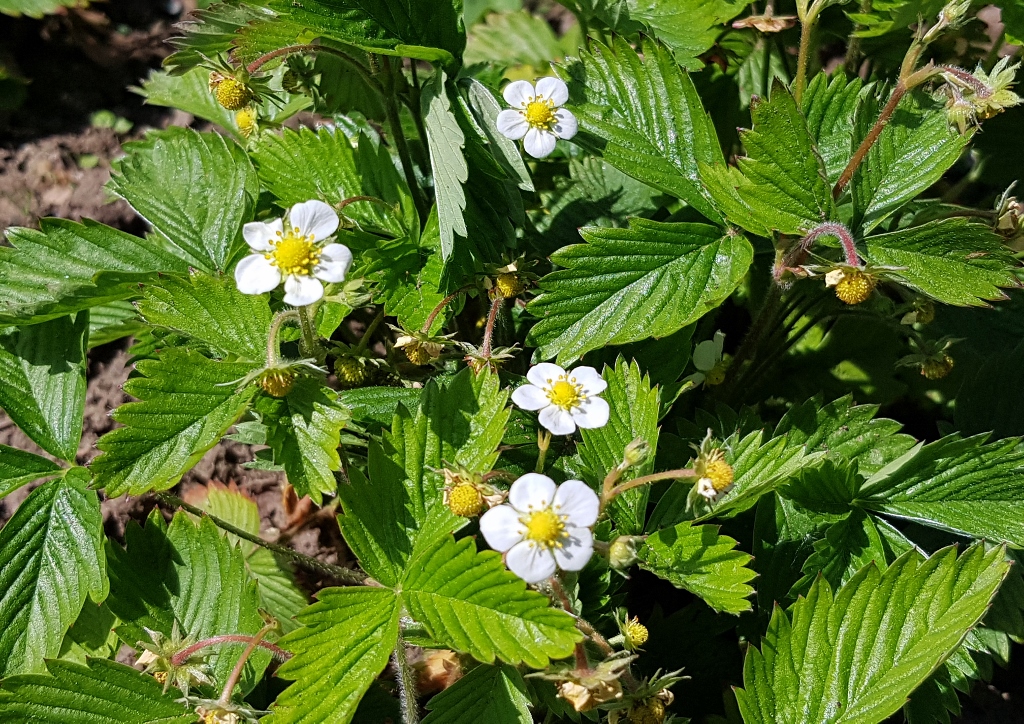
560;38;723;221
264;587;400;724
735;545;1010;724
0;219;190;325
863;218;1019;306
578;358;660;535
107;127;259;272
422;71;468;259
0;473;105;677
638;520;756;615
0;658;194;723
858;434;1024;546
400;535;582;668
422;663;533;724
163;2;277;74
0;445;61;500
464;10;566;68
137;271;273;361
91;348;259;496
624;0;749;69
105;511;270;690
0;313;88;460
527;219;753;363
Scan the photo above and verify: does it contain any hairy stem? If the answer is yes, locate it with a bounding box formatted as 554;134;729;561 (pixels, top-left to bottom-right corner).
833;82;906;198
603;469;696;508
170;634;291;668
420;287;472;334
219;624;275;703
297;304;323;362
392;633;420;724
156;492;367;584
803;221;860;266
266;310;299;366
246;45;385;97
481;296;503;357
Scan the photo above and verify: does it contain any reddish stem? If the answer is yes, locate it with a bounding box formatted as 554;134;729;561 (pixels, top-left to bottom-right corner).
939;65;991;97
481;296;503;357
420;286;473;334
802;222;860;266
170;635;290;667
833;82;907;199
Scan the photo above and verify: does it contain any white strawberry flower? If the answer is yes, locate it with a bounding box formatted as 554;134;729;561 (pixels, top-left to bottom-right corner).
683;331;727;389
235;199;352;307
497;77;578;159
479;473;598;583
511;363;609;436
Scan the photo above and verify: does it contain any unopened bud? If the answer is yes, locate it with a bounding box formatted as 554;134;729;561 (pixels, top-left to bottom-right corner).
608;536;643;570
619;438;651;471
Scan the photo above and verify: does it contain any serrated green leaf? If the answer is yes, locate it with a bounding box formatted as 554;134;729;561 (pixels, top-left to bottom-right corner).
560;38;723;221
464;10;564;67
107;127;259;273
0;219;190;324
87;301;144;349
265;587;400;724
0;445;62;500
105;511;269;689
163;2;277;74
801;73;865;186
0;474;105;677
422;71;468;259
401;535;582;667
850;93;969;233
578;358;660;534
735;545;1010;724
422;663;532;724
624;0;748;69
253;377;349;504
849;0;946;37
91;348;258;496
135;67;236;130
752;493;825;614
527;219;752;363
638;520;756;614
778;459;860;516
465;79;534;192
792;508;888;596
338;385;421;426
0;0;80;18
137;271;273;361
0;658;194;723
0;313;88;460
58;600;118;664
858;434;1024;546
863;218;1019;306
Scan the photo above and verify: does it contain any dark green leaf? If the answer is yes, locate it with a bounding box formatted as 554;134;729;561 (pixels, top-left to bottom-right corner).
801;72;864;186
337;386;421;427
792;509;888;595
422;663;532;723
0;445;61;500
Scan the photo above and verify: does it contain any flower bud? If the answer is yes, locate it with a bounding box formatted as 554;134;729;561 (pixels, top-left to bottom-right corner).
608;535;643;570
235;107;258;138
619;438;652;471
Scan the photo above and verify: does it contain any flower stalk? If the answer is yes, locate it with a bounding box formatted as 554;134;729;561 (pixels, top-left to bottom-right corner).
170;634;290;668
601;469;696;512
536;429;552;473
392;632;420;724
218;624;276;704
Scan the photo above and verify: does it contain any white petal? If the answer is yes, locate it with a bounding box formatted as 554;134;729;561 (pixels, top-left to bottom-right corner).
553;526;594;572
242;218;283;252
535;76;569;106
553;480;599;528
567;366;606;395
527;362;566;389
234;254;281;295
682;371;706;388
511;384;550;411
539;405;576;436
283;274;324;307
502;80;535;108
506;540;557;583
496;109;529;140
508;473;557;512
288;200;339;242
552;108;578;140
692;339;721;371
479;504;525;552
712;330;726;358
314;243;353;283
523;127;557;159
571;396;609;429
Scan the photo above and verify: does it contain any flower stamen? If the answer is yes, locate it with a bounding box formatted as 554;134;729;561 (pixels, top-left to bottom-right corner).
521;508;568;548
546;375;585;410
266;232;321;277
524;98;557;130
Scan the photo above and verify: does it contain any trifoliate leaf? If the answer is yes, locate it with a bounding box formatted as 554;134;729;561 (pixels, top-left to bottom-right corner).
527;219;753;363
422;71;468;260
0;219;189;324
560;38;723;222
91;348;259;496
105;511;270;690
422;663;533;724
0;658;194;723
578;358;660;535
801;72;865;186
0;313;89;461
400;535;582;667
638;520;756;615
254;377;350;504
0;445;61;500
858;434;1024;547
108;127;259;273
623;0;749;69
264;587;400;724
137;271;273;361
863;218;1020;306
735;545;1010;724
0;473;105;677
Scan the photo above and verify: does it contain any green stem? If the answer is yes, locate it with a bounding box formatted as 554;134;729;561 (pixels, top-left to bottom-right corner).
266;310;299;366
246;45;385;97
843;0;871;73
794;10;818;102
535;429;552;473
379;56;428;221
297;304;322;361
156;492;366;585
603;469;696;509
392;632;419;724
760;35;772;98
355;308;387;353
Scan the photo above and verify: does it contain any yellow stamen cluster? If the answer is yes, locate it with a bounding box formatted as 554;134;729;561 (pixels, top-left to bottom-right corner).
522;508;568;548
628;698;667;724
267;228;321;277
214;77;253;111
524;98;557;130
921;353;954;380
153;671;168;684
236;107;258;138
259;369;295;398
447;483;484;518
834;270;875;305
704;458;734;492
546;375;585;411
624;617;649;647
495;272;527;298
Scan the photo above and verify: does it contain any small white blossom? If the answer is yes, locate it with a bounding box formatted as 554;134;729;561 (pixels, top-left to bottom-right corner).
497;77;578;159
235;199;352;307
479;473;598;583
683;331;726;389
511;363;609;435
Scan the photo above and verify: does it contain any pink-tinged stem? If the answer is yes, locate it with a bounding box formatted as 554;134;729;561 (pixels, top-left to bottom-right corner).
170;634;290;667
801;221;860;266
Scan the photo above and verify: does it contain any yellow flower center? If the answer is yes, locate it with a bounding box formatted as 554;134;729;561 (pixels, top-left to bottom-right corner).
834;270;875;305
546;376;584;410
524;99;557;130
704;459;734;492
447;483;484;518
267;228;321;277
624;617;649;647
522;508;567;548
